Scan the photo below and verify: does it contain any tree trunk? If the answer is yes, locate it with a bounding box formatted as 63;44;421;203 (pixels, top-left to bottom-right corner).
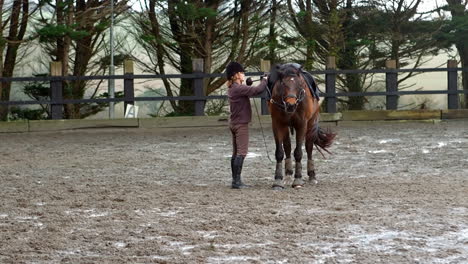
148;0;178;111
56;0;73;119
340;50;364;110
304;40;314;70
0;0;28;121
287;0;315;69
178;48;194;115
267;0;278;65
168;0;195;115
340;0;364;110
0;0;5;120
70;35;94;119
447;0;468;108
346;73;365;110
200;1;220;99
458;43;468;108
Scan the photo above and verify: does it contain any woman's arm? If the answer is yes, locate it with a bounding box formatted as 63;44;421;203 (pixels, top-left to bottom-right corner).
235;78;267;97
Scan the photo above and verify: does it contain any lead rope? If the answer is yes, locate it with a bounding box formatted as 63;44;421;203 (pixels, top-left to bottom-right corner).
253;86;274;163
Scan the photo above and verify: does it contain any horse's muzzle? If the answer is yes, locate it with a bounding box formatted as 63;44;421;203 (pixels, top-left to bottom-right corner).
285;102;298;113
285;95;298;113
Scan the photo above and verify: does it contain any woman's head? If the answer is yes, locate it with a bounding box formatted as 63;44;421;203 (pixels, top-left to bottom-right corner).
226;62;245;84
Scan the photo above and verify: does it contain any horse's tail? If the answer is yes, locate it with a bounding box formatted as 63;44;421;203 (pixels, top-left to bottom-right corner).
307;123;336;156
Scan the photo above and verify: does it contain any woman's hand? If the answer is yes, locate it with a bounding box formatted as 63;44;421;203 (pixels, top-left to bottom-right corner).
245;75;267;86
246;77;253;86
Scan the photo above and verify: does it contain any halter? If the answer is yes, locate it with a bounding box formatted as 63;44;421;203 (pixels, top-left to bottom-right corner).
269;76;305;113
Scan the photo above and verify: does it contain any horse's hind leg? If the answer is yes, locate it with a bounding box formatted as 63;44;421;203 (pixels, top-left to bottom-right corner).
305;130;317;185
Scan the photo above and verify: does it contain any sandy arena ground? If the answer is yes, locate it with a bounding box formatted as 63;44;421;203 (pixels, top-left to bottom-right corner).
0;120;467;263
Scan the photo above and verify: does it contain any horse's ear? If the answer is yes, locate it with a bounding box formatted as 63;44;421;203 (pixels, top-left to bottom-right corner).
273;64;284;78
277;69;285;78
274;64;281;74
270;64;280;74
292;64;303;75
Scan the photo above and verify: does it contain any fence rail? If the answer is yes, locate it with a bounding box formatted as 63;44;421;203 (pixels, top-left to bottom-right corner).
1;58;467;119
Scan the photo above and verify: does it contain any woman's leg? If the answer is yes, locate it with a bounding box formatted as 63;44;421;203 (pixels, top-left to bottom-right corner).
230;125;238;176
232;124;250;189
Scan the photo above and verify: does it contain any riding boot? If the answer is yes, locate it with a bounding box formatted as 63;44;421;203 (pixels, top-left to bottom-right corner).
232;156;250;189
231;156;238;186
231;156;235;174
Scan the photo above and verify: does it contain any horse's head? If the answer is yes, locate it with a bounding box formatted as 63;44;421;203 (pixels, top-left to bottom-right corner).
273;65;305;114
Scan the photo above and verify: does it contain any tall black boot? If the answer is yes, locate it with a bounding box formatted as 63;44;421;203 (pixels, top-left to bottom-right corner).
231;156;235;173
232;156;250;189
231;156;237;186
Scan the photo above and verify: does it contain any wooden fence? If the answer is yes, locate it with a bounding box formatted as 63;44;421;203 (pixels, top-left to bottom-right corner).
0;57;467;119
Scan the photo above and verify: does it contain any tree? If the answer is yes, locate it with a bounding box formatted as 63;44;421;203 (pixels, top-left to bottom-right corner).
369;0;443;87
311;0;373;110
0;0;33;121
36;0;129;118
286;0;320;69
441;0;468;107
266;0;281;64
131;0;269;116
337;0;367;110
286;0;373;110
287;0;445;110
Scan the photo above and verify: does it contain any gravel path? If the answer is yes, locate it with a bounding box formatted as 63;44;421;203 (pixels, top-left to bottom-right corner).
0;120;467;263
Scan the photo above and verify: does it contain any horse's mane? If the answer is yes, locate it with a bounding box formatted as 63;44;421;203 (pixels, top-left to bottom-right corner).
268;64;280;88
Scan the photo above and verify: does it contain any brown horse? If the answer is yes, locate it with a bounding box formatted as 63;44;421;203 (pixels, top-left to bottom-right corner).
267;64;335;190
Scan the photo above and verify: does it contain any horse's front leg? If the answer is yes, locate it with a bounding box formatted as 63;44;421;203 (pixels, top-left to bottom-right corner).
273;126;289;190
292;125;306;188
283;129;293;185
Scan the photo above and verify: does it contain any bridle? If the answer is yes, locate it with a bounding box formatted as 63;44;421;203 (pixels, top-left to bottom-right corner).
269;76;305;113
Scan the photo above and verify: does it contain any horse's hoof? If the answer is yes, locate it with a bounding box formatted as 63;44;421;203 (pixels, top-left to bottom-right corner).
272;179;285;190
309;179;318;185
292;178;305;188
232;183;251;189
272;185;285;191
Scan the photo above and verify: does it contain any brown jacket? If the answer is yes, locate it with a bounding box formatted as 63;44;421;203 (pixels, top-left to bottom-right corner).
228;79;267;124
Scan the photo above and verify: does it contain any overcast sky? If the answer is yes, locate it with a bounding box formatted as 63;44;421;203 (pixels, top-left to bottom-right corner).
418;0;445;12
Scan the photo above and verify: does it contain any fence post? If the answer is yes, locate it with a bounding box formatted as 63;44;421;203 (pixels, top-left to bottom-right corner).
260;59;271;115
385;60;398;110
192;58;205;116
447;60;459;110
325;56;337;113
123;60;135;114
50;61;63;120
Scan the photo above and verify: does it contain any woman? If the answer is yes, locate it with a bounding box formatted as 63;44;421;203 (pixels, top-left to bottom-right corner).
226;61;267;189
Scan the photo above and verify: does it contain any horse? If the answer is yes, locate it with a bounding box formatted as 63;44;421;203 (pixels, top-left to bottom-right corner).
267;64;335;190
